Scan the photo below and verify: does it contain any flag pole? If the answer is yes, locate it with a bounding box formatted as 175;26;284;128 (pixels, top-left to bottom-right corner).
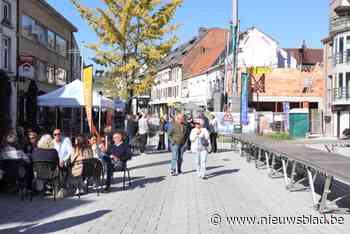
231;0;240;113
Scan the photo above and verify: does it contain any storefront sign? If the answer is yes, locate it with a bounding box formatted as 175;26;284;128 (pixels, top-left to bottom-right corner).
240;73;250;125
18;56;34;79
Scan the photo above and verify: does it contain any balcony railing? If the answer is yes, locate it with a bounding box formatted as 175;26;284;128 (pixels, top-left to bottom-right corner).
330;16;350;33
333;52;350;65
333;87;350;101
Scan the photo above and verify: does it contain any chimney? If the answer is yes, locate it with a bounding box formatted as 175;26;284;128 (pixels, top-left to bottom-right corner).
198;27;209;37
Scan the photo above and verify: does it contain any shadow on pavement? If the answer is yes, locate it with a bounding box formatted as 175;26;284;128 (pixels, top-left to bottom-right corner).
0;197;93;227
0;210;111;234
110;176;166;192
206;169;240;179
183;165;224;175
217;149;234;153
110;176;144;185
128;160;171;170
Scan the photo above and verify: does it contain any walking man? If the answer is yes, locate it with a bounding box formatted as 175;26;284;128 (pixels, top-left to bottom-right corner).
209;114;218;153
169;113;187;176
138;112;149;156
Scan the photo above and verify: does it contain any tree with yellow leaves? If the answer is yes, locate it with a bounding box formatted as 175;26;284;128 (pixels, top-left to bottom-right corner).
70;0;182;110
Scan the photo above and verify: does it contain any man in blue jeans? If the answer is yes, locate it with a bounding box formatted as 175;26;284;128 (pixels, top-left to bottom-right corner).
168;113;187;176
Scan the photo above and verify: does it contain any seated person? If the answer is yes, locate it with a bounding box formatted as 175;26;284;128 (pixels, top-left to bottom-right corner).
104;132;132;192
52;129;73;168
31;134;59;164
0;129;30;163
70;136;93;176
69;136;93;195
108;131;132;165
90;135;113;193
31;134;59;192
0;129;31;190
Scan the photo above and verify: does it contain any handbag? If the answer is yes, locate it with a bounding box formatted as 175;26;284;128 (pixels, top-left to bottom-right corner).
200;137;209;147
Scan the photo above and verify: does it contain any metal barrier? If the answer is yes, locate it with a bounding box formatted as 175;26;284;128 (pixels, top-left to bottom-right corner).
232;134;350;214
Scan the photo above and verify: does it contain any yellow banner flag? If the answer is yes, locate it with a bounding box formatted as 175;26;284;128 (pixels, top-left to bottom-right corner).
248;67;272;75
83;66;96;134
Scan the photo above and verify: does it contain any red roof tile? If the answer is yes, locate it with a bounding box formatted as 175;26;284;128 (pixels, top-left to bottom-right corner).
182;28;228;79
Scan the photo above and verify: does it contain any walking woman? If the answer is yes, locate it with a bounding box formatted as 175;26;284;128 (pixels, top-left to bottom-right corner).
190;119;210;179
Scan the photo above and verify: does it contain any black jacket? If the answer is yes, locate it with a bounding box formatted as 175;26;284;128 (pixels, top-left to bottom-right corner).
31;148;59;164
107;143;132;161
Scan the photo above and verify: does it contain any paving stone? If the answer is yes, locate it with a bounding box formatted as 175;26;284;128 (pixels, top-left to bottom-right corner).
1;151;350;233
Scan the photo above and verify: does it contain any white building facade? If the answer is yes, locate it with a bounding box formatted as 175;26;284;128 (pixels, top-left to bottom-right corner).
325;0;350;137
150;66;182;113
0;0;16;75
182;27;297;110
0;0;17;127
181;65;224;108
237;27;297;70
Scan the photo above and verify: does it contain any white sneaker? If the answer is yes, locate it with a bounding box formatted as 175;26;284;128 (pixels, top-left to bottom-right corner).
75;187;86;195
141;153;147;156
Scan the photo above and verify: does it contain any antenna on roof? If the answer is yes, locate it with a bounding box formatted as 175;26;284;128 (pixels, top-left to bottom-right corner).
302;40;307;49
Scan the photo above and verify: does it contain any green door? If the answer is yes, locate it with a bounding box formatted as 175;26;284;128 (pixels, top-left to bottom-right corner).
289;113;309;138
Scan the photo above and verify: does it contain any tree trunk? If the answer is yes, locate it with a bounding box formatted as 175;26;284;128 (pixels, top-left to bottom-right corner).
126;89;133;114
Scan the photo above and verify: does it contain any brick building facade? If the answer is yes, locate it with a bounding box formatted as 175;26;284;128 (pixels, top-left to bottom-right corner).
17;0;78;128
246;66;324;112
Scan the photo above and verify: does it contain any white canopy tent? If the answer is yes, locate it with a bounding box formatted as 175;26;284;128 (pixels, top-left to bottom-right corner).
37;79;114;109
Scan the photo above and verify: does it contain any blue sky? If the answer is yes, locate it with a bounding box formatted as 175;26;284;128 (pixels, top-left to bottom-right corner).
47;0;329;66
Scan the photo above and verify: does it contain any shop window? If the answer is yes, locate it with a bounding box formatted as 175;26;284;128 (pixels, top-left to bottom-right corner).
48;30;55;50
37;60;47;81
56;35;67;57
56;67;67;85
35;23;48;46
47;65;55;84
22;14;36;40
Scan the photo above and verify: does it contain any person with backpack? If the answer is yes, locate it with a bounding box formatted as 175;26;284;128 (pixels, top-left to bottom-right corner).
190;119;210;179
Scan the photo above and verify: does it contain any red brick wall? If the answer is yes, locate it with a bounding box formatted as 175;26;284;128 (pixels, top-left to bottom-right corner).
235;66;325;98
